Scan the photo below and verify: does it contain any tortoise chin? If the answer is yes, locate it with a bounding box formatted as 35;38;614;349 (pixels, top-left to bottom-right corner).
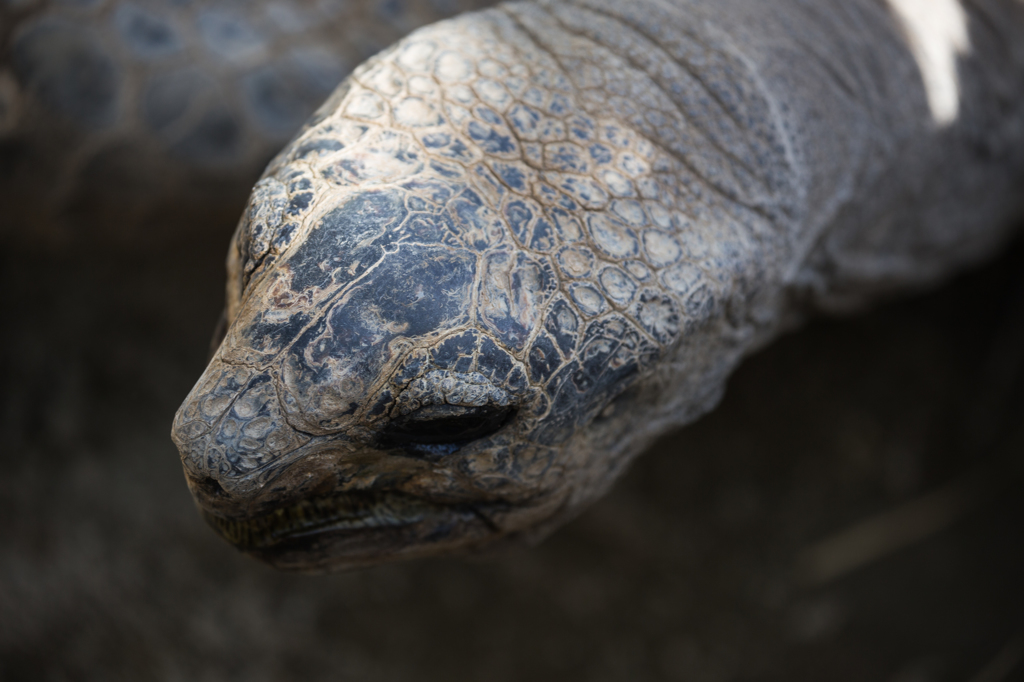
197;488;500;572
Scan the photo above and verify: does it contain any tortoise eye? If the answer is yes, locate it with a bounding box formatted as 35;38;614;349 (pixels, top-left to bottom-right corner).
378;404;515;458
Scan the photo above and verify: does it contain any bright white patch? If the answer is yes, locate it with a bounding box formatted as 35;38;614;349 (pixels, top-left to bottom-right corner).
886;0;971;125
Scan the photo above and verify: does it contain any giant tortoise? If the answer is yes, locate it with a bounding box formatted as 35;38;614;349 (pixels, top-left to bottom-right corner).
5;0;1023;573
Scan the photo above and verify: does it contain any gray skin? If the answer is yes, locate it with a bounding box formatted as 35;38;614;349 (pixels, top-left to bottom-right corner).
0;0;493;245
171;0;1024;571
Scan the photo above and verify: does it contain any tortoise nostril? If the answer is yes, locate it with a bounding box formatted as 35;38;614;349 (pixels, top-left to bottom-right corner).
378;404;515;457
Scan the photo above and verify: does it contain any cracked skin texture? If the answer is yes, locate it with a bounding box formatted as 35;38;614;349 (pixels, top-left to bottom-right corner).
171;0;1024;571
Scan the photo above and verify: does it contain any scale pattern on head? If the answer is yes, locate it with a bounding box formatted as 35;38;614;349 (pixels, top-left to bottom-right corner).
171;0;793;570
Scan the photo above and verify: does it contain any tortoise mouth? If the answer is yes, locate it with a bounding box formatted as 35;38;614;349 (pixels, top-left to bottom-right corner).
199;489;499;570
201;490;431;549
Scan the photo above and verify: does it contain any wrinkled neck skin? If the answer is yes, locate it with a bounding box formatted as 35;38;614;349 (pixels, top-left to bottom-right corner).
171;0;1024;571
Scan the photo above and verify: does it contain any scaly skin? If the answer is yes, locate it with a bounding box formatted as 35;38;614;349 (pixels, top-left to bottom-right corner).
0;0;494;245
168;0;1024;571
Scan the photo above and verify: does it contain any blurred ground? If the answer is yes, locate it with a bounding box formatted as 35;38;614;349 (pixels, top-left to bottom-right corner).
0;222;1022;681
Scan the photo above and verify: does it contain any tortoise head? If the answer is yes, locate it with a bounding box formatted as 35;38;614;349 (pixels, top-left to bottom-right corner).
171;14;713;571
171;171;663;571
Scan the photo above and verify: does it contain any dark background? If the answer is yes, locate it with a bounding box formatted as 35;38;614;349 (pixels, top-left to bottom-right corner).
1;209;1022;680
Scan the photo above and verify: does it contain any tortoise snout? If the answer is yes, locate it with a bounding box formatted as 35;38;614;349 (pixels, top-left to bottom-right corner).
172;363;311;499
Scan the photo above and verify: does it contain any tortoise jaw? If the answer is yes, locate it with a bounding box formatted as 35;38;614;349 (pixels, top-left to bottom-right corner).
199;489;499;571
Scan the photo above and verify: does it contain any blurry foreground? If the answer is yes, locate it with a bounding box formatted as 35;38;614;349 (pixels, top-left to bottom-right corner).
1;225;1022;680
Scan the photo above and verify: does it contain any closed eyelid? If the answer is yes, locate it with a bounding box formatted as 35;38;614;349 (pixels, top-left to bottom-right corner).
377;404;516;456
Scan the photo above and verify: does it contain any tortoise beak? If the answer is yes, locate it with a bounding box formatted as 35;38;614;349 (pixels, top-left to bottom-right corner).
196;487;498;572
